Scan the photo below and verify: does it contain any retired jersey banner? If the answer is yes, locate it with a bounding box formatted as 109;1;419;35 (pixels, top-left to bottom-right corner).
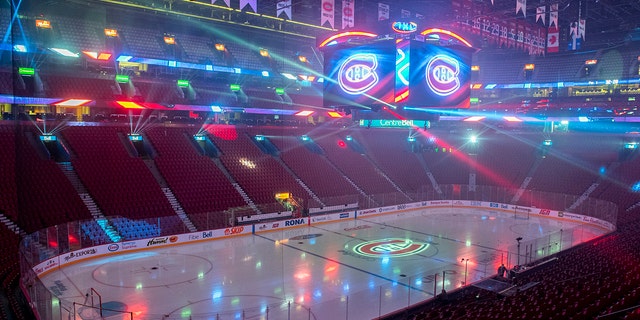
342;0;354;29
378;3;389;21
240;0;257;12
277;0;291;19
321;0;335;29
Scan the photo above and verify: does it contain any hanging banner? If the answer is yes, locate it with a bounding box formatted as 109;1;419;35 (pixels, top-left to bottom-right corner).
321;0;335;29
536;6;545;25
401;9;410;18
568;21;580;51
516;0;526;17
240;0;257;12
378;3;389;21
342;0;354;29
500;25;508;46
549;3;558;28
277;0;291;19
579;19;586;40
509;21;517;48
214;0;230;7
547;26;559;53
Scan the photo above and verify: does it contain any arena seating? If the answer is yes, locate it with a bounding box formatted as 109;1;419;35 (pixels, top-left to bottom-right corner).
420;134;472;186
401;212;640;320
13;128;92;234
310;129;401;197
206;125;310;211
40;74;116;102
2;122;640;319
60;126;175;219
353;128;432;193
145;126;246;229
0;123;18;221
3;3;640;319
475;130;539;188
260;127;361;206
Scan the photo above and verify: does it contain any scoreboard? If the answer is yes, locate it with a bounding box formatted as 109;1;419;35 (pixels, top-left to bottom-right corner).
322;39;472;109
323;40;396;107
408;42;472;108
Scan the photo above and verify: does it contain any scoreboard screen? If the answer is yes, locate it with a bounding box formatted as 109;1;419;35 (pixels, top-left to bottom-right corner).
323;40;396;107
408;42;472;108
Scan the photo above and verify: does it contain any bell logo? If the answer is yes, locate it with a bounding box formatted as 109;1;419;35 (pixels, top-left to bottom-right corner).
338;53;379;95
425;55;460;96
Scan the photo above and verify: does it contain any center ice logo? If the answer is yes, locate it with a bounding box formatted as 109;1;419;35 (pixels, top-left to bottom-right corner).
353;238;428;258
425;55;460;96
338;53;379;95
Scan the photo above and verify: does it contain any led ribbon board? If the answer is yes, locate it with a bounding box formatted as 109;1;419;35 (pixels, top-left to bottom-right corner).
358;119;429;128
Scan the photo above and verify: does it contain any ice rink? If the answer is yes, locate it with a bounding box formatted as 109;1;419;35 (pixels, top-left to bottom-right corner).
39;207;608;320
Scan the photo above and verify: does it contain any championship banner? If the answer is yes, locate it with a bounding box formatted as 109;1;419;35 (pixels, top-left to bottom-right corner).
214;0;230;7
342;0;354;29
277;0;291;19
549;3;558;28
536;6;545;25
516;0;526;17
570;21;578;38
321;0;335;29
240;0;257;12
378;3;389;21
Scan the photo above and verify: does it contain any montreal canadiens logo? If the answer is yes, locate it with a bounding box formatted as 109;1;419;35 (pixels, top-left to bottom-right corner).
338;53;379;95
353;238;428;258
425;55;460;96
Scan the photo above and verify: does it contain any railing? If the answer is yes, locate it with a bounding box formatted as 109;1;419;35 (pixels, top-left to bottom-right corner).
19;185;617;320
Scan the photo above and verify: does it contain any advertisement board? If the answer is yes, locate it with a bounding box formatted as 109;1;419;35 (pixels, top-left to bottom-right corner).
254;217;310;233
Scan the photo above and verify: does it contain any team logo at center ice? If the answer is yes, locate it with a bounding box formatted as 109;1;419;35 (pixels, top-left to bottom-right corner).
425;54;460;96
338;53;379;95
353;238;428;258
